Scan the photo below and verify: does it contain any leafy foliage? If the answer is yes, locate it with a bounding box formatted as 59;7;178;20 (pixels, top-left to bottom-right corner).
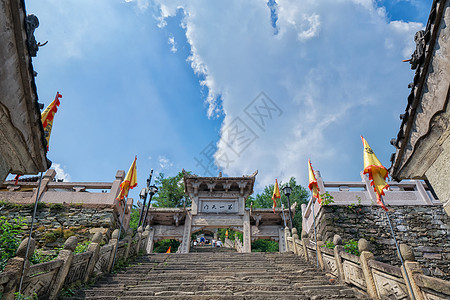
322;241;335;249
0;216;26;271
153;239;180;253
128;206;140;231
320;191;335;206
151;171;190;208
251;239;279;252
217;228;243;243
74;240;91;253
246;177;309;233
344;239;359;256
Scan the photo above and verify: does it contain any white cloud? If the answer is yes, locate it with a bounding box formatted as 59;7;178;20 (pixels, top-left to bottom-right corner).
52;163;71;182
153;0;423;189
158;155;173;169
168;35;177;53
298;13;320;41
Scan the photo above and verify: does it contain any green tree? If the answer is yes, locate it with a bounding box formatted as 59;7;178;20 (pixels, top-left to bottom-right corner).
151;171;191;208
246;177;309;233
128;205;140;231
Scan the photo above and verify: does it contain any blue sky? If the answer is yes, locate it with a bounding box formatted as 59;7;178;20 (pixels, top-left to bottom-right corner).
19;0;431;200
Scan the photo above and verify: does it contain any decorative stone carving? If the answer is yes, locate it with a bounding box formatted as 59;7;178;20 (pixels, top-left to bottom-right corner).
25;15;40;57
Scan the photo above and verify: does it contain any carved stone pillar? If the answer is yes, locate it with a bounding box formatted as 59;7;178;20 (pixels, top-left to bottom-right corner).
278;227;287;252
49;236;78;300
400;244;425;300
332;235;345;280
107;229;119;272
301;231;309;262
3;238;35;300
83;232;102;283
243;209;251;252
358;238;379;300
146;227;155;254
316;234;325;270
180;211;192;253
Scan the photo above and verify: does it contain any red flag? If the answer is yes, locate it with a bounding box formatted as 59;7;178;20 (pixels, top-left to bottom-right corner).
272;179;281;213
166;246;171;253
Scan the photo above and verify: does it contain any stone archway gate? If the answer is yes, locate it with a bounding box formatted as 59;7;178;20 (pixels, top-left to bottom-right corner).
145;171;291;253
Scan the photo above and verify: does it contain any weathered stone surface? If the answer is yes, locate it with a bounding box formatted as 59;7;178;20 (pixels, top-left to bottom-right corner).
358;239;370;253
316;205;449;279
91;232;103;243
64;236;78;251
16;237;35;258
399;244;415;261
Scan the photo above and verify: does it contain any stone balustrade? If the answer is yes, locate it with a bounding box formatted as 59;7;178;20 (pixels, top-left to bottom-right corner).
285;229;450;300
0;226;152;299
302;171;440;235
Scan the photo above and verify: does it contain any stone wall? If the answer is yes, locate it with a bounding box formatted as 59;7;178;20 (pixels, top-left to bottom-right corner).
316;205;449;279
0;203;118;254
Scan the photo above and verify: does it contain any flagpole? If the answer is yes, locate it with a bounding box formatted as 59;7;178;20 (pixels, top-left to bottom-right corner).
112;197;127;270
379;195;415;300
18;171;43;294
311;197;319;268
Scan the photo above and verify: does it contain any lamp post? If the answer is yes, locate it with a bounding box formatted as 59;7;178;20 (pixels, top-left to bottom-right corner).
138;169;153;228
142;185;158;226
282;185;293;230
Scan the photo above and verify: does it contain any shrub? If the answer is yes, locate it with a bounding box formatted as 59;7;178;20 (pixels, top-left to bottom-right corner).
0;216;26;271
344;239;359;256
251;239;279;252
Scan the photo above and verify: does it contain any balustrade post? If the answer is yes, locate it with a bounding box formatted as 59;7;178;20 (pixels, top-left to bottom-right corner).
134;227;143;256
301;230;309;262
316;234;325;270
358;238;379;300
124;229;133;261
332;235;345;280
291;228;299;255
83;232;102;283
284;226;291;252
107;229;120;272
49;236;78;300
400;244;425;300
3;238;35;300
145;226;155;254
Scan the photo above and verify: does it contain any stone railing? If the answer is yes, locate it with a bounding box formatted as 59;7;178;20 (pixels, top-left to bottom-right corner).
224;238;234;248
301;171;440;235
0;169;135;237
0;226;151;300
234;235;244;253
286;229;450;300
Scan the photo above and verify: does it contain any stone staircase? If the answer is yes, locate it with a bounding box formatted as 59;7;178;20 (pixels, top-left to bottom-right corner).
190;245;237;253
66;252;369;299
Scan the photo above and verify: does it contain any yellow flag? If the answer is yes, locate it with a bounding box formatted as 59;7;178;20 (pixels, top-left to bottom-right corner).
308;160;321;204
272;179;281;213
116;156;138;200
361;136;389;211
41;92;62;151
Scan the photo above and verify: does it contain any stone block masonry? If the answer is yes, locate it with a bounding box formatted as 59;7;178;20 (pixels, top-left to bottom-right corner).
316;205;449;279
0;204;118;252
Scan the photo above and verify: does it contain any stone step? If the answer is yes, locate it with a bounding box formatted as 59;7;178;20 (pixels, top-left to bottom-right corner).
65;252;369;300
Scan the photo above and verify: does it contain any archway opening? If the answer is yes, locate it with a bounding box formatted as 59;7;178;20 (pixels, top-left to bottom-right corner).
153;239;181;253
